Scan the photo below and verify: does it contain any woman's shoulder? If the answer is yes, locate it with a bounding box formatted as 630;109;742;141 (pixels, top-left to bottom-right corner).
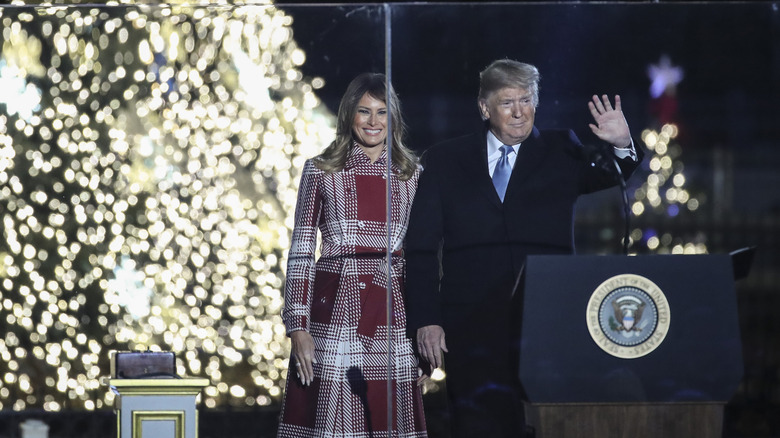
405;164;422;183
296;158;328;189
302;157;326;174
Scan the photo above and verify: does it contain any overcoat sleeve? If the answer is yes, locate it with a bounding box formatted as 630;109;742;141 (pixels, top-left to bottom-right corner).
574;130;645;194
282;159;323;335
404;151;445;333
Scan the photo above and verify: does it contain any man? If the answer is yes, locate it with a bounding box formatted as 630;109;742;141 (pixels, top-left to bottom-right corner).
404;59;643;437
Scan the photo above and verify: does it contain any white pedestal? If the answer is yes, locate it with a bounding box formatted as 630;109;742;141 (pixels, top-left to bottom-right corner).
109;378;209;438
20;419;49;438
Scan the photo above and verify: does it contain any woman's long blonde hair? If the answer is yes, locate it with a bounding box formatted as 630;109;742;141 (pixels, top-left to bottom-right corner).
314;73;418;180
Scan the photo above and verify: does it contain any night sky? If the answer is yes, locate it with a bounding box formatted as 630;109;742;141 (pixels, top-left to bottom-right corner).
283;2;778;152
282;2;780;215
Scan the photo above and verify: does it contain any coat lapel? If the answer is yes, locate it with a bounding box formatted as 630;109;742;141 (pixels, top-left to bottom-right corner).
504;127;545;201
455;130;504;208
455;127;546;208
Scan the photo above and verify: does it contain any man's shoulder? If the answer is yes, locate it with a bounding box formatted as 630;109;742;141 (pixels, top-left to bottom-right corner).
536;128;580;145
424;131;483;157
435;130;483;148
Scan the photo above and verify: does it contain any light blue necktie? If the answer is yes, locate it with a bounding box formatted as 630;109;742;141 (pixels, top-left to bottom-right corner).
492;145;513;202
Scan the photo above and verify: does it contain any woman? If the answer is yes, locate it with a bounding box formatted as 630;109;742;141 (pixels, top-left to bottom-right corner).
277;73;427;437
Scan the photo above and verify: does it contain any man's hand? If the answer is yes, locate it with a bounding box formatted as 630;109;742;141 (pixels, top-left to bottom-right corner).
417;325;448;369
290;330;316;386
416;366;431;386
588;94;632;149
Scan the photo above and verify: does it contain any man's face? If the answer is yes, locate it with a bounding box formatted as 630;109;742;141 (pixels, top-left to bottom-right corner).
479;87;536;145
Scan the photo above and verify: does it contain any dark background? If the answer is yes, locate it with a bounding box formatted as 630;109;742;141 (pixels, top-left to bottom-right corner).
281;2;780;437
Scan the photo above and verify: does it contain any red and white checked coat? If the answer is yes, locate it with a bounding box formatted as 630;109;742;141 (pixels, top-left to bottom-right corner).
278;146;427;437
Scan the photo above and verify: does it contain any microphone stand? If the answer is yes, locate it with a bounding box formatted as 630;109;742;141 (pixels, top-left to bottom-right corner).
611;158;630;255
588;142;632;255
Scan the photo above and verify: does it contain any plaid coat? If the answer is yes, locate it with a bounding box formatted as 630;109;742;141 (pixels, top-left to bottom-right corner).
278;146;427;437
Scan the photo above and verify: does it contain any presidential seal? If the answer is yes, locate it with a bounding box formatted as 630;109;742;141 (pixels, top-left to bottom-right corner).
586;274;670;359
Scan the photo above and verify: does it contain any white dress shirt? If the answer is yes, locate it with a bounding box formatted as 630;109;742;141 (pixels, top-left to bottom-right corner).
486;131;519;178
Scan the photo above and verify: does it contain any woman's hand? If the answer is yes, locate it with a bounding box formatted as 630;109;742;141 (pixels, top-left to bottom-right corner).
290;330;316;386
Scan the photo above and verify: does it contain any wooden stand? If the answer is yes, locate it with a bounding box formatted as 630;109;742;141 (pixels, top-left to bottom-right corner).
525;402;725;438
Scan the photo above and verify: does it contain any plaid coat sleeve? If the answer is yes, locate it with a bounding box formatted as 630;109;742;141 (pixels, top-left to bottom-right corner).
282;159;322;334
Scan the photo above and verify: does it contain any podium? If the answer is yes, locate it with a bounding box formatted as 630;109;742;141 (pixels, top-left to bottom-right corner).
110;378;209;438
518;254;745;438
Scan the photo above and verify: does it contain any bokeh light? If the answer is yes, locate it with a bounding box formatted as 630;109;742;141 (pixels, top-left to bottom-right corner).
0;4;335;411
633;124;706;254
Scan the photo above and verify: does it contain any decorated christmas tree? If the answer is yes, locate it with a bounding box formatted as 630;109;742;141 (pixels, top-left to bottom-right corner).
0;4;333;410
629;55;708;255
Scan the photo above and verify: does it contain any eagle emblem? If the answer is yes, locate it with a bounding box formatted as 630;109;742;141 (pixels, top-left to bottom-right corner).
610;295;646;332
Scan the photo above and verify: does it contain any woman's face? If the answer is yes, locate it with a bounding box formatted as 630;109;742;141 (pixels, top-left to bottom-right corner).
352;93;387;149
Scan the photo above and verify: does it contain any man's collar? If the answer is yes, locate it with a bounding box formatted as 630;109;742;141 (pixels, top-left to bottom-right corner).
486;130;522;156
